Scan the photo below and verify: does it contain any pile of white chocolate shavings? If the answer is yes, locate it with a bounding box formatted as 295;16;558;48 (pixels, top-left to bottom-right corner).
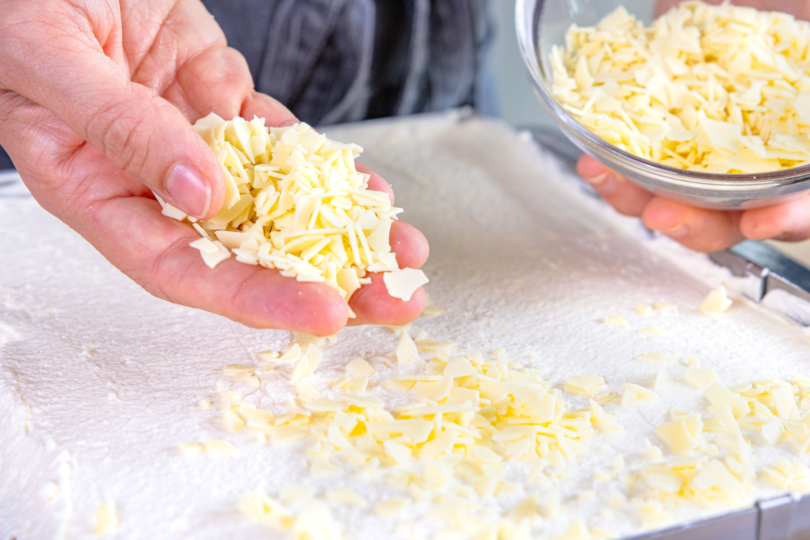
162;287;810;540
550;2;810;173
156;114;428;312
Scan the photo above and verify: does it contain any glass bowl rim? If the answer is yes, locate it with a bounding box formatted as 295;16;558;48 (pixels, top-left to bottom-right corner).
514;0;810;191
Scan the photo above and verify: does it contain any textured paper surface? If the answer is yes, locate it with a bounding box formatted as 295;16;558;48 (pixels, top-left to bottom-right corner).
2;113;809;539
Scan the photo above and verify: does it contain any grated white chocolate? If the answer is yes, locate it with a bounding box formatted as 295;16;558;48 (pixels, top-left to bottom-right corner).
169;114;427;308
550;2;810;173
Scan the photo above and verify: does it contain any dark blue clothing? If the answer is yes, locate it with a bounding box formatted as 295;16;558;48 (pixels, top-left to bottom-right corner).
0;0;494;170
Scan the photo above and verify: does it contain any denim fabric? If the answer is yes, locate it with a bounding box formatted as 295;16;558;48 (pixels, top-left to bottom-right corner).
0;0;494;169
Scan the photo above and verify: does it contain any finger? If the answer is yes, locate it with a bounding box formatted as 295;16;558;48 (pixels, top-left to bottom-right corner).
577;154;654;217
642;197;744;252
657;1;810;20
106;197;349;335
125;2;273;126
163;46;255;122
654;0;687;16
56;170;349;335
0;100;348;336
654;0;724;16
0;16;224;219
125;1;249;121
0;90;151;220
348;273;427;327
239;91;300;127
357;162;395;205
390;221;429;269
347;221;429;326
740;192;810;241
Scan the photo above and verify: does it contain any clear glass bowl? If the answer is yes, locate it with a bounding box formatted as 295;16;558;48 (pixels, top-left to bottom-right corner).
515;0;810;210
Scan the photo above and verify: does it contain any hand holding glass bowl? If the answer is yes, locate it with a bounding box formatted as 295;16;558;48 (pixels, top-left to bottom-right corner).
517;0;810;252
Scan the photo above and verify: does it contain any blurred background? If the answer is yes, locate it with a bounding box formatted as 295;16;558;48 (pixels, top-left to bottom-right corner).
491;0;550;127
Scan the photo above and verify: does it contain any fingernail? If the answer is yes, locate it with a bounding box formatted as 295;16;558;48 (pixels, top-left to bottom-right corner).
166;164;210;218
585;173;608;185
662;225;690;238
585;173;618;195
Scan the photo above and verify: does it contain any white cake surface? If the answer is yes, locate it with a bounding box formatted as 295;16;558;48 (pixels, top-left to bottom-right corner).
2;112;810;539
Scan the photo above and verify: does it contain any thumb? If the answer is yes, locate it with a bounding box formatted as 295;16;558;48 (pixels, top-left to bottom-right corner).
81;88;225;219
1;28;223;218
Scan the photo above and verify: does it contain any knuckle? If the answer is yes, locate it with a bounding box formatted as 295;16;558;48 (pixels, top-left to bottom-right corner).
86;95;155;179
178;46;252;118
0;3;75;83
142;234;193;303
701;235;736;253
0;26;34;80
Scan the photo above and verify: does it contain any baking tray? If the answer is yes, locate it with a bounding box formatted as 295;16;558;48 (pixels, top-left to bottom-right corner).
631;493;810;540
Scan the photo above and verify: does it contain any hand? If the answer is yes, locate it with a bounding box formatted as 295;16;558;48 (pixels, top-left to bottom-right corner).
577;0;810;253
0;0;429;336
656;0;810;18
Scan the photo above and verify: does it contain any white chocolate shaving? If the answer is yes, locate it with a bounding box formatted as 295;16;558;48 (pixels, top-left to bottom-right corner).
701;286;733;315
384;268;429;301
684;368;720;389
634;304;652;316
395;331;418;364
761;460;810;493
291;344;323;382
346;357;375;378
564;375;607;397
202;439;238;455
239;492;289;529
554;521;592;540
602;316;630;328
93;502;119;535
